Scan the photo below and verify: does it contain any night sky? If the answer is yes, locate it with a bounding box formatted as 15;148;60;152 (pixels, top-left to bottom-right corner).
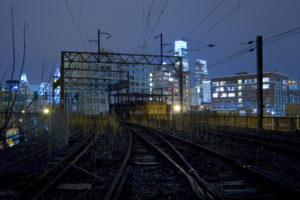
1;0;300;85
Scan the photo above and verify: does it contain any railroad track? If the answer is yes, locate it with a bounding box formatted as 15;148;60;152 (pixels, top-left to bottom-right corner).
0;129;83;176
132;123;300;200
163;125;300;187
43;131;129;200
200;126;300;156
107;124;224;200
0;129;93;199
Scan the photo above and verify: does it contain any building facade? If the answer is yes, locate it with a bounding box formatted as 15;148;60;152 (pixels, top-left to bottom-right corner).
194;60;210;105
174;40;189;71
62;53;151;115
151;69;190;112
211;72;290;116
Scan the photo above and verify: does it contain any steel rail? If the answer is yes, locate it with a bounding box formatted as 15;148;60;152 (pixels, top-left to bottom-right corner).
126;125;210;200
154;128;300;199
160;123;300;155
17;133;95;199
0;129;83;175
210;130;300;156
147;127;224;200
104;127;132;200
31;134;99;200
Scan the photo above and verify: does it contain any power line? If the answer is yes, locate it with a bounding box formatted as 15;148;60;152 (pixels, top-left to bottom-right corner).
64;0;87;49
75;0;90;40
139;0;168;49
209;26;300;69
260;10;300;37
185;0;225;37
199;0;251;41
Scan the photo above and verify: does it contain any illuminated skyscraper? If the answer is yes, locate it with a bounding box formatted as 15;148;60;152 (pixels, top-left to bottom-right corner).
195;59;210;104
174;40;189;71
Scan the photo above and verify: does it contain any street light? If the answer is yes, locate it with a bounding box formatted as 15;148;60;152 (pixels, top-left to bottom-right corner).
43;108;50;114
174;105;181;112
43;108;52;157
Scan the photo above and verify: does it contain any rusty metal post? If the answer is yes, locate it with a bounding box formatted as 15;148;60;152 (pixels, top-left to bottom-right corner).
60;52;64;112
257;36;263;132
127;72;130;117
179;57;183;114
98;29;100;53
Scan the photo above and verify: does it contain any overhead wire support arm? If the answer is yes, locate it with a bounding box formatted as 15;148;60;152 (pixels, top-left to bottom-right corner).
88;29;112;53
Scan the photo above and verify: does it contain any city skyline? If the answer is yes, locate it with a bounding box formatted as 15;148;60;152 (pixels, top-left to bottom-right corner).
0;0;300;84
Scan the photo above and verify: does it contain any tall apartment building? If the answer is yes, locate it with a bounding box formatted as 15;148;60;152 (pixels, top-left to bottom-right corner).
63;56;151;115
211;72;290;116
151;69;190;112
174;40;189;71
195;60;210;105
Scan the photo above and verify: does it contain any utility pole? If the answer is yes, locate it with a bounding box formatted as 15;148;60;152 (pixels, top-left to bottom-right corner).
179;57;184;114
98;29;100;53
88;29;112;53
154;33;163;65
160;33;163;65
257;35;263;132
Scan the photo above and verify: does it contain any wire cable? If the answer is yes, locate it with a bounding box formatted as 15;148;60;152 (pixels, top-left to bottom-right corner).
209;25;300;69
199;0;251;40
75;0;90;40
64;0;87;49
185;0;225;37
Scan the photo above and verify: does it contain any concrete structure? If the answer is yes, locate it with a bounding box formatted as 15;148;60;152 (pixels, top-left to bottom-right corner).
151;69;190;112
211;72;290;116
203;80;211;103
63;56;151;115
190;88;197;107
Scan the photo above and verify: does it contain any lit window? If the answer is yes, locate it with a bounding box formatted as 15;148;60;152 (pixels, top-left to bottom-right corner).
220;81;226;85
227;86;235;91
238;92;242;97
220;87;224;92
238;79;242;84
216;88;220;92
238;98;242;103
213;93;218;98
238;86;242;90
263;77;270;82
245;79;252;84
263;84;270;89
228;93;235;97
221;93;227;98
213;82;219;86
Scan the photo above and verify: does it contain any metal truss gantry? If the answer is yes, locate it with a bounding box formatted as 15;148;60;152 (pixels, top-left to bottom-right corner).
60;51;183;113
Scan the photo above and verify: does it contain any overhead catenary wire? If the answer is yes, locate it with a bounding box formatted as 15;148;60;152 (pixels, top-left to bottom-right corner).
139;0;168;50
259;10;300;37
64;0;87;49
199;0;251;41
185;0;225;37
209;25;300;69
74;0;90;40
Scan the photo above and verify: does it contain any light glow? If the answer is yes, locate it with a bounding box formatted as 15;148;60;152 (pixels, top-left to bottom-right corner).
43;108;50;114
174;105;181;112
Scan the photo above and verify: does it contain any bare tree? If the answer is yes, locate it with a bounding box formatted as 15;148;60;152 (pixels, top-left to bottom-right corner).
0;6;28;147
